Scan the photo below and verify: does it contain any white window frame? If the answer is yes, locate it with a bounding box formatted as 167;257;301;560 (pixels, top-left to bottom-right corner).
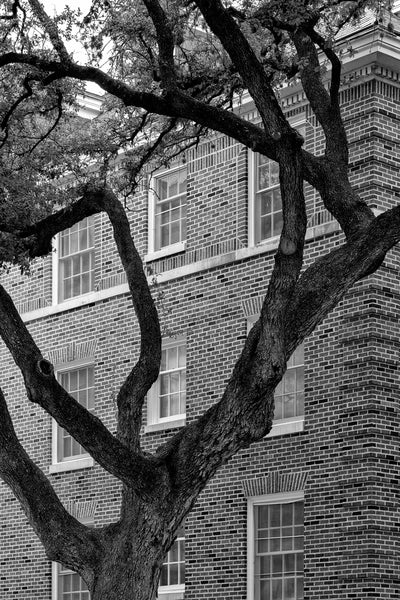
145;165;187;262
52;216;95;305
158;528;185;598
49;360;95;474
248;151;282;248
247;318;304;437
145;337;187;433
247;491;304;600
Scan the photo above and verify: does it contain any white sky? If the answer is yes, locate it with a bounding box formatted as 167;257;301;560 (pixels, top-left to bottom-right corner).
43;1;92;16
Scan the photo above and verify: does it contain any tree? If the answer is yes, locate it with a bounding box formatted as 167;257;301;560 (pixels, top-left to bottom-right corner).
0;0;399;598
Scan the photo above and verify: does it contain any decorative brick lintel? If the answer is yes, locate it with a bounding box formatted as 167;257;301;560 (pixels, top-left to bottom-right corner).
45;339;98;366
241;471;308;497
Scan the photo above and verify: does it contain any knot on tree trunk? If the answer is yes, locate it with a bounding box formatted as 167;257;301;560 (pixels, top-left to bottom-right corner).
36;358;54;377
280;237;297;255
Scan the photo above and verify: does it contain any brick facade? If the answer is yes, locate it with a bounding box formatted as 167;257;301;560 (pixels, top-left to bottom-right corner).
1;15;400;600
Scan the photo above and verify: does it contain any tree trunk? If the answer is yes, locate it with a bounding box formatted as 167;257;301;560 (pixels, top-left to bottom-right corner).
91;559;160;600
89;516;165;600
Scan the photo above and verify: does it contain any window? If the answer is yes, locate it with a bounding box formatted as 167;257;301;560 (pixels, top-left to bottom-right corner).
252;154;282;244
58;217;95;302
147;167;187;258
52;365;95;467
274;344;304;422
147;339;186;430
54;564;90;600
248;493;304;600
158;526;185;597
249;124;306;247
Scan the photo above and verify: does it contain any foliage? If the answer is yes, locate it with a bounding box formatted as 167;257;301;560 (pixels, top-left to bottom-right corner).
0;1;399;599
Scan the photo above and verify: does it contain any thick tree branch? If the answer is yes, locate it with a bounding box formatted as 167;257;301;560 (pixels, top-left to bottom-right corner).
157;206;400;501
0;52;277;157
83;185;162;452
0;386;100;582
194;0;290;142
0;283;167;497
0;194;104;258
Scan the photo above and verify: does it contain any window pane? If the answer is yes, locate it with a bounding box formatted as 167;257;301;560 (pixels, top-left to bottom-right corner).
170;394;180;416
160;565;169;586
273;210;283;237
260;215;272;240
270;505;281;527
284;577;296;600
160;396;169;418
271;579;282;600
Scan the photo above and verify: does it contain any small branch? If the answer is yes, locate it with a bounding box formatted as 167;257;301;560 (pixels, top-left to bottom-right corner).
290;29;348;165
28;90;63;154
141;0;177;90
0;0;19;19
1;74;34;131
306;27;341;104
27;0;71;63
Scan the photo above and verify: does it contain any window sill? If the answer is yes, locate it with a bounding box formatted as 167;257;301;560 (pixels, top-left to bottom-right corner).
145;241;186;263
144;417;186;434
49;456;94;474
157;584;185;599
266;417;304;438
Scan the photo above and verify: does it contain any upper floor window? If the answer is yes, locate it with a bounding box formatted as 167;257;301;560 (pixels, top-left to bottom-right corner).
147;338;186;429
248;493;304;600
53;365;95;465
58;217;95;302
253;154;282;244
249;124;306;247
274;344;304;422
147;167;187;260
159;525;185;597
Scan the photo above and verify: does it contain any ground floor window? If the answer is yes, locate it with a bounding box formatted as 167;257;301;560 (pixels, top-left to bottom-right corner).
248;492;304;600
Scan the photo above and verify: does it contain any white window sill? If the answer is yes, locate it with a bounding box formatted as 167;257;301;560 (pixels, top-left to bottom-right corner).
267;417;304;438
53;290;99;311
145;241;186;262
144;417;186;434
49;456;94;474
251;235;280;250
157;584;185;599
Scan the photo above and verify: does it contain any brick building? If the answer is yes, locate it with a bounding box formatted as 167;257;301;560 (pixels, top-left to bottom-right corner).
1;7;400;600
